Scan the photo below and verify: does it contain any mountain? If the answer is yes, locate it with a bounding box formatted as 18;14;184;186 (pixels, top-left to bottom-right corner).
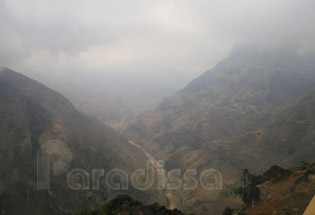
0;68;161;215
111;46;315;215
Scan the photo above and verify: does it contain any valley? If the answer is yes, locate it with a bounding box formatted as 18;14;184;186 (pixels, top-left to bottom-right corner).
1;1;315;214
127;140;181;210
108;46;315;214
0;68;166;215
1;46;315;215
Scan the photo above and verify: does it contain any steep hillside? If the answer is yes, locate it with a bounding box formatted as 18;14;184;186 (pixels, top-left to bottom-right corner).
248;88;315;166
0;68;161;215
116;47;315;144
229;163;315;215
111;47;315;215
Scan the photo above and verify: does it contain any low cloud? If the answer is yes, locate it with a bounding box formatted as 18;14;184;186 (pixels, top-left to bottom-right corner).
0;0;314;79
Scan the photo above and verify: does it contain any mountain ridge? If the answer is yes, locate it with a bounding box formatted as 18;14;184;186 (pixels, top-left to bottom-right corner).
0;67;162;215
110;47;315;215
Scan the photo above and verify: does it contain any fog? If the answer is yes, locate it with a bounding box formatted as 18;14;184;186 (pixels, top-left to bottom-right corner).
0;0;315;120
1;0;314;77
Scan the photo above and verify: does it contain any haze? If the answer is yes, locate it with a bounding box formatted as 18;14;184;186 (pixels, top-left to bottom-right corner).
1;0;315;120
1;1;315;214
1;0;314;77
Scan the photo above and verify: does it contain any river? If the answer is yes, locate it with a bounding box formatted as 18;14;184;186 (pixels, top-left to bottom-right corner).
128;141;182;210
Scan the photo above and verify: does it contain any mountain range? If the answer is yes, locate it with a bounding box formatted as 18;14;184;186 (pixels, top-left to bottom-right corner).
110;46;315;214
1;45;315;215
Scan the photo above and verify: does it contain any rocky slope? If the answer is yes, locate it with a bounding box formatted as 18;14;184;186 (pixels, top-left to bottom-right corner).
0;68;163;215
111;46;315;215
225;163;315;215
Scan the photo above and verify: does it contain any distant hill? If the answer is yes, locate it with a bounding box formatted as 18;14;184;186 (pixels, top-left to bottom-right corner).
0;68;160;215
112;46;315;215
26;71;188;122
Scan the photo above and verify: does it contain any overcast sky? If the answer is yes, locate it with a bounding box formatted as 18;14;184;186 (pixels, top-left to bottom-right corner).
0;0;315;80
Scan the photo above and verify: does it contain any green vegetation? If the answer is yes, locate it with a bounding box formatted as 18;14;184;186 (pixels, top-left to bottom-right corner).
65;194;189;215
232;169;262;207
232;165;294;212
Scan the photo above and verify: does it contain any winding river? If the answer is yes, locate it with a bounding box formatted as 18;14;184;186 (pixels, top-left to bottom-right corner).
128;141;182;210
